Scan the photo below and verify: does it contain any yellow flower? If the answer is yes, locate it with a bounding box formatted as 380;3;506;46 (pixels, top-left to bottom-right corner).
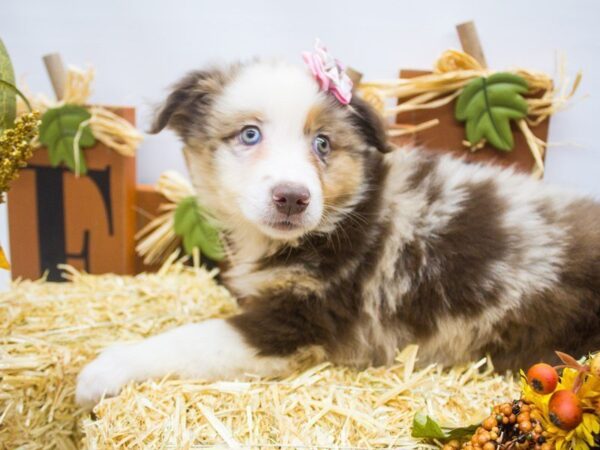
521;365;600;450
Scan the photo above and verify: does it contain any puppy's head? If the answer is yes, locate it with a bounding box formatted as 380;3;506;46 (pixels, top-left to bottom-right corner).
151;61;390;242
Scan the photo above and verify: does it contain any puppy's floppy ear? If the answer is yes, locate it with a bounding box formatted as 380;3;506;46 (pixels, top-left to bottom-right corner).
349;96;393;153
149;68;227;140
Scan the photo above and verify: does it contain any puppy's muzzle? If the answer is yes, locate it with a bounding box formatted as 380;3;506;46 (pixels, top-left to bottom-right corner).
271;183;311;215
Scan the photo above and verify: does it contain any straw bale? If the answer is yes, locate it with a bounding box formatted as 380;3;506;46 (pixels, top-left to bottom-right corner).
0;261;237;449
82;348;518;449
0;261;518;449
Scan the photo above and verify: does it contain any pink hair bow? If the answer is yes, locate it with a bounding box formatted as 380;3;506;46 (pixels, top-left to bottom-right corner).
302;39;353;105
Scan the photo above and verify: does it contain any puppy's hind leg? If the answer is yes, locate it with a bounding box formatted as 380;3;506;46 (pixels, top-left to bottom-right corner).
75;319;291;407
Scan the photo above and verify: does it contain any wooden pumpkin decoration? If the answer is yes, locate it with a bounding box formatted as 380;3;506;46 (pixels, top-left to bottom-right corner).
7;107;137;281
7;53;142;280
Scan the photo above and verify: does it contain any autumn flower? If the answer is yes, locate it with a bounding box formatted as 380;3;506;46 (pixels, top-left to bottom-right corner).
522;362;600;450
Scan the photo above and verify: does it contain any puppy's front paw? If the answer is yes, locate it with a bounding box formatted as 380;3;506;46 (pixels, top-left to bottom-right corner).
76;344;137;407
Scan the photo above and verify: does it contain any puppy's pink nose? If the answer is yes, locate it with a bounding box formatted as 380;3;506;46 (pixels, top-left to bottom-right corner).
272;183;310;215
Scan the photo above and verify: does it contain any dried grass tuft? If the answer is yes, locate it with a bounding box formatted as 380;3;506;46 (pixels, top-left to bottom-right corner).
135;171;196;265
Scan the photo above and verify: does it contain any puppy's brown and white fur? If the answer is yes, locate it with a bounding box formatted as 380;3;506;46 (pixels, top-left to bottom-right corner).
76;60;600;406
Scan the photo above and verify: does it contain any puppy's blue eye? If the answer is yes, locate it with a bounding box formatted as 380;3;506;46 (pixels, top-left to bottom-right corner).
312;135;330;157
239;126;262;145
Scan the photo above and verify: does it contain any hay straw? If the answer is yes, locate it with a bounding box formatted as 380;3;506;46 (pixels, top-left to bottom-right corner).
82;346;518;449
135;171;196;265
359;50;581;176
0;260;237;449
1;262;519;449
88;106;142;157
63;66;95;106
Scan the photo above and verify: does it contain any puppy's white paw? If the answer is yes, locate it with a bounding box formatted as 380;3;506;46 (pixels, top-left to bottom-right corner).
76;344;137;407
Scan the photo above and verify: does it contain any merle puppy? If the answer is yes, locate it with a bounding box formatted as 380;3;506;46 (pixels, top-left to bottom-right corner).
76;59;600;406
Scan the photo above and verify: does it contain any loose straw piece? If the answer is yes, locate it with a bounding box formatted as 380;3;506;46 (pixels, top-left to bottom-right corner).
434;49;483;73
63;66;95;105
198;403;243;448
89;106;143;157
518;119;547;179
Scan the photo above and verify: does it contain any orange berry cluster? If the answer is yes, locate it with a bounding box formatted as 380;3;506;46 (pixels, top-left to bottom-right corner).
443;400;551;450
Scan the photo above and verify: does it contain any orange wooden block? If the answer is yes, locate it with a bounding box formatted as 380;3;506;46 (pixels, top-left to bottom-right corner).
394;70;550;174
7;107;137;281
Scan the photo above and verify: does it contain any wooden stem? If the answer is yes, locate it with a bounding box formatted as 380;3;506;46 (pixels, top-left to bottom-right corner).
42;53;67;101
346;67;363;92
456;21;487;68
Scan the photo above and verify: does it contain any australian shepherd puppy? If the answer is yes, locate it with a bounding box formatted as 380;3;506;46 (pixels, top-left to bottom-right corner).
76;60;600;406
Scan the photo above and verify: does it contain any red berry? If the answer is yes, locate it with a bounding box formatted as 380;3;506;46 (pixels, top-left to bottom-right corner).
527;363;558;394
548;390;583;430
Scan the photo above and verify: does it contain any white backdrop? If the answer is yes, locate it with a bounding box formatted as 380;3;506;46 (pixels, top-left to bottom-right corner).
1;0;599;288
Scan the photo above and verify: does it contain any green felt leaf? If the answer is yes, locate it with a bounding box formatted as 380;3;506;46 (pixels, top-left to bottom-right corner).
455;72;529;152
412;412;447;439
0;38;16;134
412;412;479;442
174;196;224;261
39;104;95;175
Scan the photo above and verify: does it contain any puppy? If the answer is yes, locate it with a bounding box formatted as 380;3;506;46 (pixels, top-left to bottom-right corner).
76;60;600;406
